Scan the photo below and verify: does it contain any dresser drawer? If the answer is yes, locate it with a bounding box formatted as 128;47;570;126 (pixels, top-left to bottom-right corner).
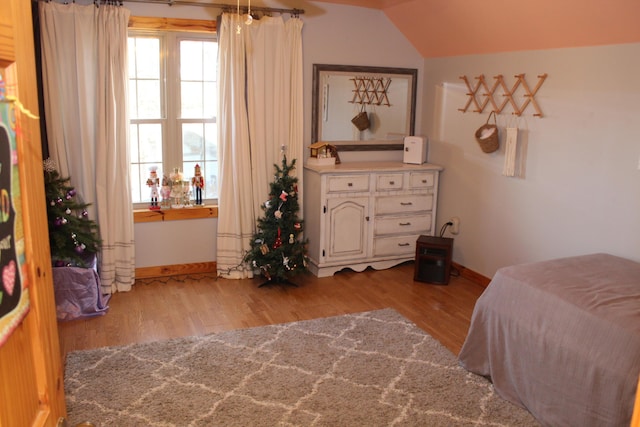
327;174;369;193
409;172;435;189
375;173;404;191
374;213;431;236
375;194;433;215
373;235;419;257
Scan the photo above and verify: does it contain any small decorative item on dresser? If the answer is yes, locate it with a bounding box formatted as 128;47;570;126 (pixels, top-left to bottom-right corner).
308;141;340;165
474;111;499;153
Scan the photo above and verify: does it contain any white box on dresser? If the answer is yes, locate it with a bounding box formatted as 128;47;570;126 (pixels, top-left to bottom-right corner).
303;161;443;277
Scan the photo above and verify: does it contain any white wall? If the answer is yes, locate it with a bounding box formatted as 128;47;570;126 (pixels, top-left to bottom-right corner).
127;1;423;268
423;43;640;277
135;218;217;267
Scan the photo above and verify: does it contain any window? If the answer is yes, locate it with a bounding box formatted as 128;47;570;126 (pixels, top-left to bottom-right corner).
128;26;218;208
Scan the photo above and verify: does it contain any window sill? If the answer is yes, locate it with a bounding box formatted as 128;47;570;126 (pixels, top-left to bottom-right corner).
133;205;218;223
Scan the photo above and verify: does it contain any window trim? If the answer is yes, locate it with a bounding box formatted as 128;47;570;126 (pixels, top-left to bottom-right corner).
128;16;217;33
133;205;218;223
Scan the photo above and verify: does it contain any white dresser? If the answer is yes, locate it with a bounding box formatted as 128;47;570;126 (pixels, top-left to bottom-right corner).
303;161;443;277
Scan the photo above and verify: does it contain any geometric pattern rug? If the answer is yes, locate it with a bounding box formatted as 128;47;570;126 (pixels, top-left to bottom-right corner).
64;308;540;426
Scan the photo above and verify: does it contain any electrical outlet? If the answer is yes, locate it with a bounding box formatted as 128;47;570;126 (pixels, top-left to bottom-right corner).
449;217;460;235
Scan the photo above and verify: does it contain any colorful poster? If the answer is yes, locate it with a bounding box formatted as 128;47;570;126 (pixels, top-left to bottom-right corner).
0;75;30;347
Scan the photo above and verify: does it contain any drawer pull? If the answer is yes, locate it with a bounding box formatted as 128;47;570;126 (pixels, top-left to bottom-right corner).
399;222;411;226
365;216;370;221
398;243;410;247
422;179;427;183
389;181;395;185
348;182;353;187
400;202;413;206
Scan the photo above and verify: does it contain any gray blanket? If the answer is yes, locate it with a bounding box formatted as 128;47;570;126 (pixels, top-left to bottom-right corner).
458;253;640;427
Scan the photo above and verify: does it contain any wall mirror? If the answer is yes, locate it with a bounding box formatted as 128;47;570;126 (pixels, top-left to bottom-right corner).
312;64;417;151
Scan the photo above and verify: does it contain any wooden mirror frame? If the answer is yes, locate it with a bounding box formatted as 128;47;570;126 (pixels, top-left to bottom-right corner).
311;64;418;152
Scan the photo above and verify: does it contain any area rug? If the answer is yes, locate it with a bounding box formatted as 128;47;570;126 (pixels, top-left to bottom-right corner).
64;308;539;426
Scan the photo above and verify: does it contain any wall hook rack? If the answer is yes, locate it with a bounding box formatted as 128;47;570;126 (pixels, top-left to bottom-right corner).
349;76;392;106
458;73;547;117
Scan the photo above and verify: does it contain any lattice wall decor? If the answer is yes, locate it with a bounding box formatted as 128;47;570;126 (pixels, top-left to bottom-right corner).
349;76;392;106
458;73;547;117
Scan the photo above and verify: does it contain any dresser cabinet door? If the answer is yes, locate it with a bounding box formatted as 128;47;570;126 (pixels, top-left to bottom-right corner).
325;197;369;261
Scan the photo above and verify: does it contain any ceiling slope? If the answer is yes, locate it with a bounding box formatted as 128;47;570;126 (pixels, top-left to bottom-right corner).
312;0;640;57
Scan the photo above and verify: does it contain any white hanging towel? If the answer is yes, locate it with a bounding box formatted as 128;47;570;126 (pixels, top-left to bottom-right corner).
503;127;518;177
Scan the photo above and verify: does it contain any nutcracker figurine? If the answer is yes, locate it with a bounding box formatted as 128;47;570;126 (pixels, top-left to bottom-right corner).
191;164;204;205
146;166;160;210
160;174;172;209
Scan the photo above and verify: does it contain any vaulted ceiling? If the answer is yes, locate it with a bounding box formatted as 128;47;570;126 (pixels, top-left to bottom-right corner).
308;0;640;57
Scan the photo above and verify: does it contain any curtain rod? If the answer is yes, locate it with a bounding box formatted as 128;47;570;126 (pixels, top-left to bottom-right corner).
122;0;304;15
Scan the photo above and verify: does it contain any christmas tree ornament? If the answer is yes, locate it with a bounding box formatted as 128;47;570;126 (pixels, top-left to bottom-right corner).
294;222;301;230
260;244;269;255
289;233;294;244
273;227;283;249
279;190;288;201
274;210;283;219
65;208;71;215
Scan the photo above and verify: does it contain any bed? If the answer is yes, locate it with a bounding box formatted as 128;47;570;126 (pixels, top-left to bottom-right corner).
458;253;640;427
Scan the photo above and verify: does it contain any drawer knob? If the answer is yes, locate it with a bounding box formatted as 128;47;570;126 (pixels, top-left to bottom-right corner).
348;182;353;187
422;179;427;183
389;181;395;185
400;202;413;206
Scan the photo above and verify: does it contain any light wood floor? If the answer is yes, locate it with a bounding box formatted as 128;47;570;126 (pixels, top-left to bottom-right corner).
57;262;486;361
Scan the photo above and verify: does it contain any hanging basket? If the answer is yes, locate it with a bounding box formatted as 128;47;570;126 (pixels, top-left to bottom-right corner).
351;105;370;131
474;111;499;153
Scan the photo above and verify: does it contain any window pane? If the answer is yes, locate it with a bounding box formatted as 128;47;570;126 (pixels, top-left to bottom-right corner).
139;124;163;163
128;82;139;119
137;80;161;119
182;123;204;161
134;38;160;79
203;82;216;117
129;124;139;163
205;123;217;159
204;42;218;81
204;160;218;200
180;40;203;81
130;164;142;202
181;82;203;118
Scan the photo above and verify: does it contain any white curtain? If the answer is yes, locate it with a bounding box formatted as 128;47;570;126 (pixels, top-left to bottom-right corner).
39;2;135;293
216;13;304;279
